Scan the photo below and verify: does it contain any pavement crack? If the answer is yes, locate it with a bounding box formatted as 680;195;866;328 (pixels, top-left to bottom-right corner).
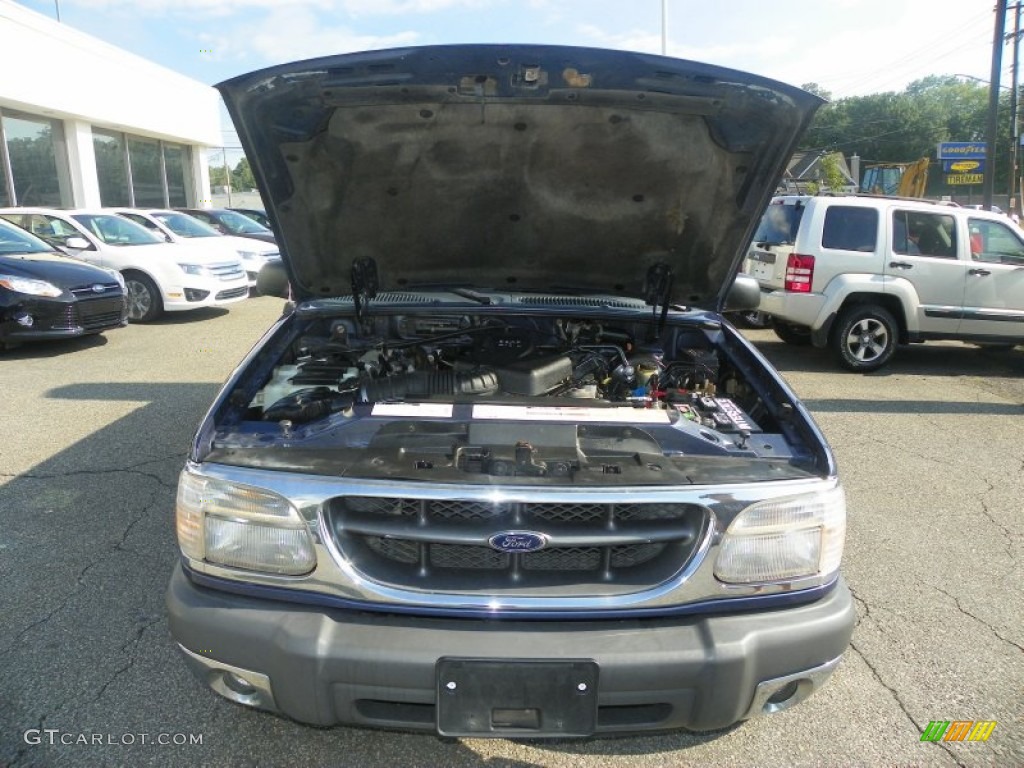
9;713;47;768
848;583;872;630
93;616;163;703
0;478;170;657
848;641;966;768
928;582;1024;654
0;454;180;489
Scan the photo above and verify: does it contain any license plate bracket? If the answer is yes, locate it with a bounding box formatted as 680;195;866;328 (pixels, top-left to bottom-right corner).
436;658;598;737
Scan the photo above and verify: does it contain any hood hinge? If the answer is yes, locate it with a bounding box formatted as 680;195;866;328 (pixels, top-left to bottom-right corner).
643;262;674;335
350;257;379;322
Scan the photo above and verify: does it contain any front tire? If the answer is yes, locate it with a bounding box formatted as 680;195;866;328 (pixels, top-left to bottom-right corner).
124;272;163;322
831;304;897;372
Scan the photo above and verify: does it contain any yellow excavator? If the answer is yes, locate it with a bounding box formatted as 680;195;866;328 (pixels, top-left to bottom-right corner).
861;157;929;197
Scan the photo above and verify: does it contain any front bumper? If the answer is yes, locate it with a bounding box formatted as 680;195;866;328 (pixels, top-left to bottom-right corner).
167;563;855;735
1;294;127;343
163;279;250;312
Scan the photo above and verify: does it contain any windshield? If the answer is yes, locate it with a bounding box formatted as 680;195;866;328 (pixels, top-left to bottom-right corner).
153;212;221;238
753;202;804;245
71;214;165;246
215;210;272;235
0;219;53;255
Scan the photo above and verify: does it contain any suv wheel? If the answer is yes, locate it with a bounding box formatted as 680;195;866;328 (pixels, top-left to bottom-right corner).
773;322;812;346
832;304;897;372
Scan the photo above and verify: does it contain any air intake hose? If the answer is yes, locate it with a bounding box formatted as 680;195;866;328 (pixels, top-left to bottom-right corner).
361;370;498;401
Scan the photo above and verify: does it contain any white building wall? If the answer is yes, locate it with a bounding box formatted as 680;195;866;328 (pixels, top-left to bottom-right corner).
0;0;220;207
64;119;102;208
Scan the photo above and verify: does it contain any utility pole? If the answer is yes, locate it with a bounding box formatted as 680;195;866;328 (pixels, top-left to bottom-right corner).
1014;3;1023;219
984;0;1008;211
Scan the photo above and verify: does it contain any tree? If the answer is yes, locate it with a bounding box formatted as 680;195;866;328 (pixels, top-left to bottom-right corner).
209;163;230;189
801;82;833;101
798;76;1008;196
806;152;850;195
232;158;255;191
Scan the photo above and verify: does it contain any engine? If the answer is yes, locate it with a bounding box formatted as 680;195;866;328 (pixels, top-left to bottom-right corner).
248;313;764;441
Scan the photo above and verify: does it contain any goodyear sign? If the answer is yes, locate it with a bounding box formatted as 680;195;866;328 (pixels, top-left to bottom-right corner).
942;159;985;174
937;142;986;160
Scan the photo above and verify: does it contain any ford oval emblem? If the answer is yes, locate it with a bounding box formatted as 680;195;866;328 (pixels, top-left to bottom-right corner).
488;531;548;553
91;284;106;293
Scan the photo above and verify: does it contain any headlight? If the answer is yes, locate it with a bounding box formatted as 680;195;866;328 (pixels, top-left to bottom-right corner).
0;275;62;297
178;264;209;276
236;250;265;265
103;268;126;291
176;471;316;575
714;485;846;584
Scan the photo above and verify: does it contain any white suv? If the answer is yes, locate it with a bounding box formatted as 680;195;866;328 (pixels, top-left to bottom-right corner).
0;208;249;322
749;195;1024;370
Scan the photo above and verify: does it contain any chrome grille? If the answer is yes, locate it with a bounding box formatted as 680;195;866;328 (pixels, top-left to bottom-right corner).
329;496;705;591
49;297;124;332
70;282;119;297
208;261;246;281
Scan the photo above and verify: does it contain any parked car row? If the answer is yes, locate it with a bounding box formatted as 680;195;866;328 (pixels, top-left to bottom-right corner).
0;206;273;349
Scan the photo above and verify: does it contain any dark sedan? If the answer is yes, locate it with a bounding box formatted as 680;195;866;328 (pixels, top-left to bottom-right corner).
175;208;277;244
227;207;273;231
0;219;128;349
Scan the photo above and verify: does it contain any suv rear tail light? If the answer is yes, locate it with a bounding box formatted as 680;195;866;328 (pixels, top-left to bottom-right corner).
784;254;815;293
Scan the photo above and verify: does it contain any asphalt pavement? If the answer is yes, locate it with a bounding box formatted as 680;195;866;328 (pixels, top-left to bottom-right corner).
1;298;1021;768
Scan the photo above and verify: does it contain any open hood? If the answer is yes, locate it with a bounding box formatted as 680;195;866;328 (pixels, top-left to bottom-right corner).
219;45;822;307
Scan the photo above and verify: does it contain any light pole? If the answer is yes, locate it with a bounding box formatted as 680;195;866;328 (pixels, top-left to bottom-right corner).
661;0;668;55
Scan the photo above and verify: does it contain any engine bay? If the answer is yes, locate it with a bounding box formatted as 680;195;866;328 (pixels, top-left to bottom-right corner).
210;308;812;481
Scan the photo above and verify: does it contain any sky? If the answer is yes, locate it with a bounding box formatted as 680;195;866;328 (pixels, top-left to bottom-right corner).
12;0;1006;162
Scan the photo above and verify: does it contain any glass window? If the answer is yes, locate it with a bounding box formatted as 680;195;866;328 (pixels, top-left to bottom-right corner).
71;214;164;246
164;144;189;207
821;206;878;252
93;129;131;206
120;212;159;230
0;142;10;207
753;201;804;245
214;209;272;236
892;210;957;259
152;211;219;238
968;218;1024;264
0;218;51;254
127;137;164;207
3;113;64;206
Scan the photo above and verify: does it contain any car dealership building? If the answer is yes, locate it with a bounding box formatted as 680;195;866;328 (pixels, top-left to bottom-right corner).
0;0;219;209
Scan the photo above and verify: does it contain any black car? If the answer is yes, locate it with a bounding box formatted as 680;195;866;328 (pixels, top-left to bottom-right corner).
0;219;127;349
175;208;277;244
227;207;273;231
168;45;853;737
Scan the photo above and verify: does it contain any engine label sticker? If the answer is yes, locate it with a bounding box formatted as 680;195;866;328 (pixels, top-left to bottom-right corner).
472;405;671;423
371;403;454;418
